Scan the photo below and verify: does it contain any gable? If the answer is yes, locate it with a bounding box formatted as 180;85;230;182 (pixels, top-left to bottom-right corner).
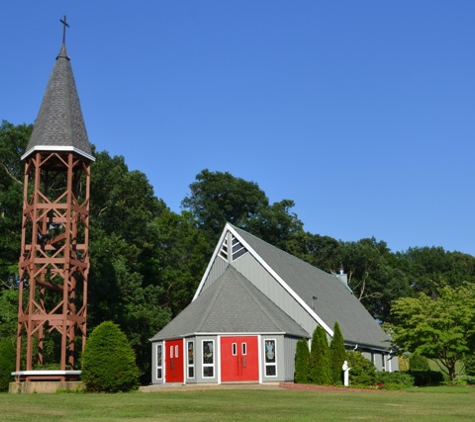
151;265;309;341
195;224;391;351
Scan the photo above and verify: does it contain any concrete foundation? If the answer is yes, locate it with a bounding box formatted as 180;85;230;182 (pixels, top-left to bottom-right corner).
9;381;84;394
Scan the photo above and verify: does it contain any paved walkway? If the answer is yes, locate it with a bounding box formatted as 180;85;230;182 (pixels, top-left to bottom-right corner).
139;382;281;393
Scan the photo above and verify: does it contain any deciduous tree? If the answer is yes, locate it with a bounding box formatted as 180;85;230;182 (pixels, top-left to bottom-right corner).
389;285;475;382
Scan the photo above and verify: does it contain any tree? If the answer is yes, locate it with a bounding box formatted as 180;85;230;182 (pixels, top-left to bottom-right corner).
341;238;411;323
330;322;347;384
0;121;31;290
294;338;310;384
389;285;475;383
82;321;139;392
182;169;269;244
149;209;210;317
0;338;16;392
309;326;332;385
397;247;475;298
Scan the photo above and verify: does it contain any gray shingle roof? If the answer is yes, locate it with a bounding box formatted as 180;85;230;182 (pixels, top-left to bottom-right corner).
22;44;93;161
232;225;391;349
151;265;309;341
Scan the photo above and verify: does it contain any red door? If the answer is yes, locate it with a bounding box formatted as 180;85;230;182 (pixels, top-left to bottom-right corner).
165;340;184;383
221;336;259;382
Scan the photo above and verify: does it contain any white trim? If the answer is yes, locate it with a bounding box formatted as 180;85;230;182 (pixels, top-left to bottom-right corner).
258;335;262;384
192;228;230;301
263;338;278;378
11;370;81;376
186;339;195;381
217;336;221;385
22;145;95;162
227;224;334;336
156;343;163;381
202;339;215;379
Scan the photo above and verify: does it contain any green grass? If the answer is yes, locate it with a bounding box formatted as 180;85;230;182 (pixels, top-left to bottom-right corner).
1;387;475;421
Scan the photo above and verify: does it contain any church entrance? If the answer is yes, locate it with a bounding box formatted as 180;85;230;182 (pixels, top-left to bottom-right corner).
220;336;259;382
165;339;184;383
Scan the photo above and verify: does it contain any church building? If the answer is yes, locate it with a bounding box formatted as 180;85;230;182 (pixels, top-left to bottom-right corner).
151;223;397;385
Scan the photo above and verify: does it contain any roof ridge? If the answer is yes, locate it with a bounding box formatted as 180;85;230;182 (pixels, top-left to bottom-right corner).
232;225;329;275
195;265;230;332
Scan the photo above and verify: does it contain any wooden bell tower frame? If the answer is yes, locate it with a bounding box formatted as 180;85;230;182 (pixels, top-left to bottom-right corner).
16;151;91;380
14;17;93;382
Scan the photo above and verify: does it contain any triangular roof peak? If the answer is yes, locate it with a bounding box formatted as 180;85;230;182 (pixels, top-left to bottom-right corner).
195;223;391;350
22;40;94;162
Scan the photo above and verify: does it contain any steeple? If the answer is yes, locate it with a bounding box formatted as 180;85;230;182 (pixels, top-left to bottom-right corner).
22;18;94;161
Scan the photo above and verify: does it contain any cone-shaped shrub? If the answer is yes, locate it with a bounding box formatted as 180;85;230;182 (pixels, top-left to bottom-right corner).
330;322;347;384
294;338;310;383
0;339;16;392
347;350;376;386
82;321;139;392
309;326;332;384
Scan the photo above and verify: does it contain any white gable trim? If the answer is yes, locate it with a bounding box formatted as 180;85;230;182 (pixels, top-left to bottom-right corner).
192;227;230;302
21;145;95;162
194;223;333;337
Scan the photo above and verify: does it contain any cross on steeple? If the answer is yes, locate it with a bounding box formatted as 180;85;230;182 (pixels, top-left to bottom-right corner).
60;15;69;45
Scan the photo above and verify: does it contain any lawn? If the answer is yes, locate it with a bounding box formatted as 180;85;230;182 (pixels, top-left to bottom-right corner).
1;387;475;421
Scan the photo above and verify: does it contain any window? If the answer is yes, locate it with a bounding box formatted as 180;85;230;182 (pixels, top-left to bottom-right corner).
264;339;277;377
156;344;163;380
232;343;237;356
170;345;174;359
242;342;247;356
175;345;179;358
187;341;195;379
218;234;248;262
202;340;215;378
382;354;387;372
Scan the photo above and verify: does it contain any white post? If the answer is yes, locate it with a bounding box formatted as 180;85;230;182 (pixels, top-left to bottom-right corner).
342;360;350;387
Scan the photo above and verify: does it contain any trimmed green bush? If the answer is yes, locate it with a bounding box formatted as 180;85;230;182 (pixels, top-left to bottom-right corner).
329;322;347;384
294;338;310;383
374;371;414;390
408;369;444;386
309;326;332;385
346;350;376;386
0;338;16;392
409;353;430;371
82;321;139;393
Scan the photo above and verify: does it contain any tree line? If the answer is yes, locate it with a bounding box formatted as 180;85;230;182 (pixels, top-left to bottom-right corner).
1;120;475;384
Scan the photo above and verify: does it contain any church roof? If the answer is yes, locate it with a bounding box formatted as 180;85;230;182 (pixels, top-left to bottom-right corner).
231;225;391;349
151;265;309;341
22;43;94;161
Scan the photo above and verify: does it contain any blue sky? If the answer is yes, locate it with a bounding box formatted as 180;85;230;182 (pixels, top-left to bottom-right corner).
2;1;474;256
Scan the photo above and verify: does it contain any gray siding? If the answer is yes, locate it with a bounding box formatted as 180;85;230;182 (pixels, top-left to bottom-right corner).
201;257;228;294
283;337;299;381
232;253;316;336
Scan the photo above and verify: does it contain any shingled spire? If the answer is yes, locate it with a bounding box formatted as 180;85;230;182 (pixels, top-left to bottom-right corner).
22;37;94;161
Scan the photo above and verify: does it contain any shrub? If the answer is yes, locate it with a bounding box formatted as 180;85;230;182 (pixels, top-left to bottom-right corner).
0;338;16;392
374;371;414;390
398;354;409;372
408;369;444;386
82;321;139;393
346;350;376;386
294;338;310;384
329;322;347;384
309;326;332;385
409;353;430;371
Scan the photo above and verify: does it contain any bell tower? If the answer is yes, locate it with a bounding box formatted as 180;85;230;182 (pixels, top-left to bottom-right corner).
15;17;94;382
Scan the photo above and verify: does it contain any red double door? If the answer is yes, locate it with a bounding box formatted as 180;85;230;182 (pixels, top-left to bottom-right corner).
221;336;259;382
165;339;184;383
